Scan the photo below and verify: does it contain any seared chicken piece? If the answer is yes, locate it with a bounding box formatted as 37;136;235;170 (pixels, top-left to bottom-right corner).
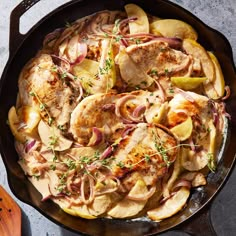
70;93;122;145
18;53;80;127
126;40;191;76
110;123;178;184
70;90;162;145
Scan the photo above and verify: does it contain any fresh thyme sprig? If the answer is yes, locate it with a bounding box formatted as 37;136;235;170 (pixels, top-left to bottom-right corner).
207;153;216;172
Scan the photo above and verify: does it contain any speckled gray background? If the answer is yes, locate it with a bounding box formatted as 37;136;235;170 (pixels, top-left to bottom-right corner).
0;0;235;235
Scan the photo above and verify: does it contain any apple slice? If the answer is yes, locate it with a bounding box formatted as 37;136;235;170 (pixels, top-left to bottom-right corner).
163;148;183;198
98;39;116;91
150;19;198;40
182;39;215;83
171;76;207;90
73;58;99;75
38;120;72;151
88;195;113;217
125;3;149;34
118;48;153;88
72;59;99;94
62;205;96;219
8;106;27;143
145;102;168;124
181;148;208;171
62;195;112;219
170;116;193;141
204;52;225;99
108;179;148;218
18;106;41;136
147;187;190;221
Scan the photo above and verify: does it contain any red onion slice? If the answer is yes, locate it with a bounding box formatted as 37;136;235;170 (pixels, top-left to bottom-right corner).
43;28;63;46
102;103;116;112
80;174;95;205
87;127;103;146
51;54;71;72
172;179;192;192
119;17;138;34
100;146;113;160
159;191;177;204
115;95;137;124
132;105;146;118
121;124;136;138
222;85;231;101
25;140;36;153
74;42;87;65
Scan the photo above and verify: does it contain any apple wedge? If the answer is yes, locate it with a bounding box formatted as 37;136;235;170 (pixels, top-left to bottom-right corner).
171;76;207;90
62;205;96;219
163;148;183;198
73;39;117;94
170;116;193;141
38;120;73;151
147;187;190;221
62;194;113;219
18;106;41;137
8;105;40;142
181;148;208;172
125;3;149;34
118;48;153;88
88;195;113;217
98;39;116;91
208;52;225;96
72;59;99;94
182;39;215;83
204;52;225;99
8;106;27;143
145;102;168;124
108;179;148;218
73;58;99;75
150;19;198;40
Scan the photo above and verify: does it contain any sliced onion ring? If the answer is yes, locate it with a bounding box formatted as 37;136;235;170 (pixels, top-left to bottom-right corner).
25;140;36;153
132;105;146;118
87;127;103;146
80;174;95;205
172;179;191;192
115;95;137;124
222;85;230;101
100;146;113;160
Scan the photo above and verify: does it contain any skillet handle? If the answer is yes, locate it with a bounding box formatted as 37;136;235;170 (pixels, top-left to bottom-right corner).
9;0;41;56
173;204;217;236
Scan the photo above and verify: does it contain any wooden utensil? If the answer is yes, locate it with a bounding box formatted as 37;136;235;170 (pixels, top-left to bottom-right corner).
0;185;21;236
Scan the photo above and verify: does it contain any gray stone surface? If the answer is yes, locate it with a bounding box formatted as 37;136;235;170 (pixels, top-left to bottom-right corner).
0;0;235;235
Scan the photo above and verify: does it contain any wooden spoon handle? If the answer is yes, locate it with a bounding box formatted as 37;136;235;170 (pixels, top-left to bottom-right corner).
0;185;21;236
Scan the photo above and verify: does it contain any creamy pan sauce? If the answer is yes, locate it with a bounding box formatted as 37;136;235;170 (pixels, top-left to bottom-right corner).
8;4;229;221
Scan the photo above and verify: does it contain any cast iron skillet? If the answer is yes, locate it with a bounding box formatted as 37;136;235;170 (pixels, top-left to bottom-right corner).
0;0;235;235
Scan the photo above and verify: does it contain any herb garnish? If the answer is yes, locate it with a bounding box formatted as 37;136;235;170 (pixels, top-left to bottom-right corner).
207;153;216;172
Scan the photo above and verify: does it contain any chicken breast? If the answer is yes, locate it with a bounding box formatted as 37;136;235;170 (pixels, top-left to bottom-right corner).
70;90;162;145
70;93;122;145
126;40;191;75
18;53;81;127
110;123;178;184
